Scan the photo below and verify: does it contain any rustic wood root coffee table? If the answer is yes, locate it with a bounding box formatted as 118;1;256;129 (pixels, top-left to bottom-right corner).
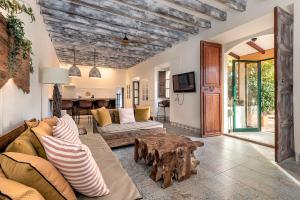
134;133;204;188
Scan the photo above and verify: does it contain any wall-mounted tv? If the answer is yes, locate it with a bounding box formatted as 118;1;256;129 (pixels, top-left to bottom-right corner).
173;72;196;93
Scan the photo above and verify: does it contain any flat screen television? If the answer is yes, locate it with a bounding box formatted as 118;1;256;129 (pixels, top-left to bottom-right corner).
173;72;196;93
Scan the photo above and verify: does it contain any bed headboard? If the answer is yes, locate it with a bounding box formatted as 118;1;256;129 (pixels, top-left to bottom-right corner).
0;119;35;152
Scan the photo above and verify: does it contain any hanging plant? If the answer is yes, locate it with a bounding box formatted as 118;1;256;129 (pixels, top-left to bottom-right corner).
0;0;35;74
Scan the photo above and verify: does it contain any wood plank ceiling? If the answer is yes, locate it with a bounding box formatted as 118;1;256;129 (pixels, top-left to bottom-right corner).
38;0;247;69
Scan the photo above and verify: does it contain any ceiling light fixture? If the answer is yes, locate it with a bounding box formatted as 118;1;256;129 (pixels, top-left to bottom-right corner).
68;48;81;77
122;33;129;46
89;49;101;78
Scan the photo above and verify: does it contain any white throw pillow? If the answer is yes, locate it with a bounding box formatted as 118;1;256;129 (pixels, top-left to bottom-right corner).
118;108;136;124
61;114;79;135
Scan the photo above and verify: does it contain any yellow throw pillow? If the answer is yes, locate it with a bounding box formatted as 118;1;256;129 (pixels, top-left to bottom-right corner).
42;117;58;127
0;152;76;200
135;108;151;122
97;107;112;127
25;119;39;128
0;177;45;200
5;137;38;156
91;108;101;124
0;167;5;178
32;121;53;137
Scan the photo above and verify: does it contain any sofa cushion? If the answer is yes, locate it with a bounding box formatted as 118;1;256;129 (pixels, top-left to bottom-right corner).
77;134;142;200
135;108;150;122
5;135;38;156
0;152;76;200
61;114;79;136
0;177;45;200
97;120;163;134
42;116;58;127
53;118;81;144
42;136;109;197
119;108;135;124
98;107;112;127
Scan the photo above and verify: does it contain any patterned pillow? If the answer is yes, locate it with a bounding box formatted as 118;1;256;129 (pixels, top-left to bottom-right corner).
53;119;81;144
61;114;79;135
42;136;109;197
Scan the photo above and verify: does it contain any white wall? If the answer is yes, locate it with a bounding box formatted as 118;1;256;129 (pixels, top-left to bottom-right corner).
61;66;126;99
0;1;59;135
294;1;300;157
125;0;294;130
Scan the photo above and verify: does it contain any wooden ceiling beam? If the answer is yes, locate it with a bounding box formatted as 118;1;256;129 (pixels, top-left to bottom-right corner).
66;0;210;31
246;41;266;54
164;0;227;21
40;7;187;41
215;0;247;11
49;27;166;51
114;0;210;28
38;0;199;35
51;36;164;53
229;52;240;60
53;43;156;58
43;14;179;46
45;22;171;48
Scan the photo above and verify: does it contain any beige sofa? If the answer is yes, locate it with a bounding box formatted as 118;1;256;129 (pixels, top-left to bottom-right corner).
77;134;142;200
92;109;165;148
0;121;142;200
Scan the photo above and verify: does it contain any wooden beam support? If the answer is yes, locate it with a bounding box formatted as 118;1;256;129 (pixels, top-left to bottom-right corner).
164;0;227;21
108;0;210;28
229;52;240;59
246;41;266;54
43;14;179;46
44;20;172;48
66;0;209;31
40;6;187;41
215;0;247;11
53;43;156;58
38;0;199;35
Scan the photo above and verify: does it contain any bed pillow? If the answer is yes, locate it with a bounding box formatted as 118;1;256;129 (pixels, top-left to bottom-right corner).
0;177;45;200
0;152;76;200
118;108;136;124
97;107;112;127
61;114;79;136
42;136;109;197
53;118;81;144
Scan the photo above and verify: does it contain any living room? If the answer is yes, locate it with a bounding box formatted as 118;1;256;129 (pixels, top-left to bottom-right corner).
0;0;300;200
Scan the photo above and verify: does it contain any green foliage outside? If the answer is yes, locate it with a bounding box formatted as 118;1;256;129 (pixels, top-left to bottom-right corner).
261;59;275;114
0;0;35;74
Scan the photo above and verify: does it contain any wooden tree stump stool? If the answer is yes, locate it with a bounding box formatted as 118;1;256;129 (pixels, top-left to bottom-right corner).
134;133;204;188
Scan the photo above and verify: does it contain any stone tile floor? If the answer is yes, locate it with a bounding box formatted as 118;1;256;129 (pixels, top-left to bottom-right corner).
80;118;300;200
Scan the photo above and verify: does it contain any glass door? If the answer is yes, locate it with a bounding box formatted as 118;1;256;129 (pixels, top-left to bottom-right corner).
232;60;262;132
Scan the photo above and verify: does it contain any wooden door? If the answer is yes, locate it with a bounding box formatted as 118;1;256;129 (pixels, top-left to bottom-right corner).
200;41;222;137
274;7;294;162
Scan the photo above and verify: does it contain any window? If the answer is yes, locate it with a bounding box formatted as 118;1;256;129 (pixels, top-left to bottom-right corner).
166;70;170;98
116;88;124;108
158;70;170;98
133;81;140;106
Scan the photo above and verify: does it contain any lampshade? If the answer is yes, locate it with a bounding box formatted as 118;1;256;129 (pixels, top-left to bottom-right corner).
40;67;70;84
89;66;101;78
69;64;81;77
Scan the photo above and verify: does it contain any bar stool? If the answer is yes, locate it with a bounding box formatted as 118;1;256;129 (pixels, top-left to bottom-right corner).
61;100;74;119
78;100;93;124
157;100;170;122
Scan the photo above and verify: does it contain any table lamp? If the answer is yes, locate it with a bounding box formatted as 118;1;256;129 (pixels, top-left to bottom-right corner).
40;67;70;117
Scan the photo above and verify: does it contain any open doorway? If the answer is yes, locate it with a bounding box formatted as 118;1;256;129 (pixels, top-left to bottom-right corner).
227;35;275;147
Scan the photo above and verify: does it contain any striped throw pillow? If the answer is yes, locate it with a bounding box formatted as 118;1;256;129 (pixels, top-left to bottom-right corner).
41;136;109;197
53;119;81;144
61;114;79;136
